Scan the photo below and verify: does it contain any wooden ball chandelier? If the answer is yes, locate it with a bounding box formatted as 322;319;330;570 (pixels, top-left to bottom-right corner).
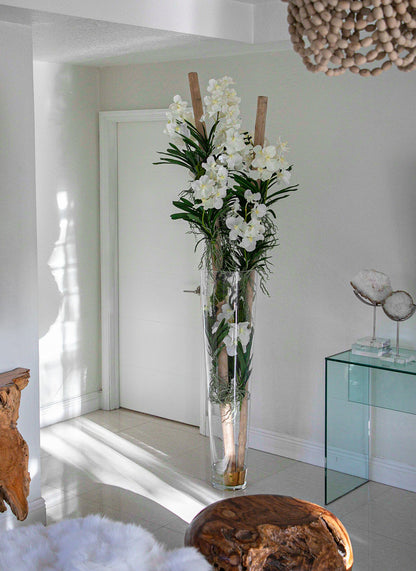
282;0;416;76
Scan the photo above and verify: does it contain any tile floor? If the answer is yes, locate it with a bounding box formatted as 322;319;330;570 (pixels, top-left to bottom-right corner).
41;408;416;570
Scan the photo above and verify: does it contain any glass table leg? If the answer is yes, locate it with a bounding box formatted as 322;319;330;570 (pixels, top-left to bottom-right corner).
325;360;369;503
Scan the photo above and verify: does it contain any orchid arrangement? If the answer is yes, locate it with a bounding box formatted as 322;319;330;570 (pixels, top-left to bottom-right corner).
157;76;297;292
156;75;297;486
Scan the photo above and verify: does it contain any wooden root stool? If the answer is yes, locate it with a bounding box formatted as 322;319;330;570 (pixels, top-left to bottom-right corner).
185;494;353;570
0;368;31;521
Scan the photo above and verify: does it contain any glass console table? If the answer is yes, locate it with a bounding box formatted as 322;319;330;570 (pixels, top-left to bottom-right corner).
325;349;416;504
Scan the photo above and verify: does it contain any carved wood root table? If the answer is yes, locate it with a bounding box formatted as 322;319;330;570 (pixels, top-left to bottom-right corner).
185;494;353;571
0;368;31;521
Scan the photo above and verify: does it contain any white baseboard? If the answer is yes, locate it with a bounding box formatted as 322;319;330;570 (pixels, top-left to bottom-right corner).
40;391;101;428
249;426;324;467
0;497;46;530
327;445;368;479
248;425;416;493
370;456;416;492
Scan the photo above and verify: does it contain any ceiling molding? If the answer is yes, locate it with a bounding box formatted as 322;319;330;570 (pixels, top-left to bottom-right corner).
2;0;255;42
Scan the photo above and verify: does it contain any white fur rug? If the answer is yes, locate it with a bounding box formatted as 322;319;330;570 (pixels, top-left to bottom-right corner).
0;515;211;570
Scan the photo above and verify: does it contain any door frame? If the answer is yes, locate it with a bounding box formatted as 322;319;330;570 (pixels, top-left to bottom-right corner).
99;109;207;431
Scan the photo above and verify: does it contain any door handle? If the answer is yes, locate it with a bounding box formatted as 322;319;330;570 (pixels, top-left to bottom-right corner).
183;286;201;295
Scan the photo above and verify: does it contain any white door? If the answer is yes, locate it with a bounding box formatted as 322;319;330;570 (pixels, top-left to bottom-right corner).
117;118;202;426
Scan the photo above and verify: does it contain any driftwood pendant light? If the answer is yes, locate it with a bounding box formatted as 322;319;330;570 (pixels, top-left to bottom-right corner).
282;0;416;76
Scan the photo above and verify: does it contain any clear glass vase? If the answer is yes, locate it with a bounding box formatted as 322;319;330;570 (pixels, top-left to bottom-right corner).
201;268;257;490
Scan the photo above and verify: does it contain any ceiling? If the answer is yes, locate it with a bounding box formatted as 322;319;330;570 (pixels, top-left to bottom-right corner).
0;0;290;66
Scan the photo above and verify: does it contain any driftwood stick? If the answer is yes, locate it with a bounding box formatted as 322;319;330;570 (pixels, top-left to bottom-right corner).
237;396;249;469
236;98;268;471
236;272;256;470
254;96;268;147
188;72;206;136
220;403;236;471
217;299;235;471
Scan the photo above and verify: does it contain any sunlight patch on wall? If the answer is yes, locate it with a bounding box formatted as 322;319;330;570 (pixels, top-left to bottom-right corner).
39;189;86;409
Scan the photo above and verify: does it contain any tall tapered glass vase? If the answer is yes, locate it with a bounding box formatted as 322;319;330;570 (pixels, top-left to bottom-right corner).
201;268;257;490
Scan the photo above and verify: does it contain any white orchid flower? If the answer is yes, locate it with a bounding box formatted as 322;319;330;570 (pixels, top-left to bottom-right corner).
221;151;243;170
246;218;265;238
204;94;222;117
263;169;276;181
239;217;265;251
276;155;289;171
167;96;194;126
202;279;215;313
240;235;258;252
244;189;261;203
226;215;245;241
237;322;251;351
250;167;274;182
215;165;228;185
191;175;212;195
241;141;254;160
252;145;279;172
169;95;189;117
202;188;226;210
202;157;229;185
164;95;194;145
164;120;182;142
229;198;241;213
216;303;235;325
212;303;235;333
224;322;251;356
276;137;290;154
164;119;190;146
213;131;227;153
248;168;260;181
192;176;226;210
205;77;241;127
213;185;227;207
276;168;292;185
202;156;217;173
221;100;240;118
224;325;238;356
207;76;234;94
251;202;268;219
225;128;246;153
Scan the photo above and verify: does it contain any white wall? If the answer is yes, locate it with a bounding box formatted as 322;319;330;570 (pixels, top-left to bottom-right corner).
0;21;45;528
100;51;416;489
34;62;101;427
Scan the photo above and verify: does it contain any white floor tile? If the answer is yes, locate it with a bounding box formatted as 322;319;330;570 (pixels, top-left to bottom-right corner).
78;484;187;529
341;489;416;547
247;463;325;505
82;408;150;432
347;526;416;571
246;448;296;477
120;421;204;458
169;441;212;481
153;525;187;550
41;454;99;493
46;496;109;526
329;481;392;519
